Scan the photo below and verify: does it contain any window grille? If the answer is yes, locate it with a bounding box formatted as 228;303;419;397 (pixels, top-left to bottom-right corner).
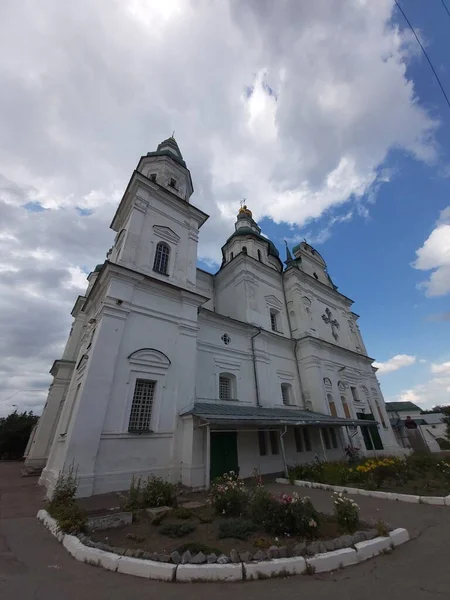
128;379;155;432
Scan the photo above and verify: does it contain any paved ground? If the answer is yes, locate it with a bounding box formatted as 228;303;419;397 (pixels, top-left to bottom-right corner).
1;462;449;599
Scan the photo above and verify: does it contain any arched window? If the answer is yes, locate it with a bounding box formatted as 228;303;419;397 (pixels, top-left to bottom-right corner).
230;252;234;260
323;377;332;390
281;383;292;406
219;373;236;401
257;249;262;262
327;393;337;417
341;396;351;419
153;242;170;274
242;246;247;255
337;381;346;392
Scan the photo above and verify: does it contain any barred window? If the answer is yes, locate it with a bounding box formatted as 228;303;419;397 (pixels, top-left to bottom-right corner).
219;375;232;400
128;379;156;432
153;242;170;275
303;427;311;451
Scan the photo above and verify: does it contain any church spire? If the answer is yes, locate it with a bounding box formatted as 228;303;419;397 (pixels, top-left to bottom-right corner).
284;240;296;268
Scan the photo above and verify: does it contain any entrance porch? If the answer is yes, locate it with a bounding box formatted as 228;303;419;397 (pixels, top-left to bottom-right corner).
180;402;373;486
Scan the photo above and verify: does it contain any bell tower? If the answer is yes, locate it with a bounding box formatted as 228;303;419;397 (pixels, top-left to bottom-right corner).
108;137;208;291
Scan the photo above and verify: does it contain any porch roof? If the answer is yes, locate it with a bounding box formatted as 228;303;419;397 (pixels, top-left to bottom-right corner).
180;402;369;427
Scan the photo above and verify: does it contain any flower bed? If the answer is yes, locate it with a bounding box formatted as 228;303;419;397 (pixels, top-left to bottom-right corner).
288;454;450;497
81;473;390;565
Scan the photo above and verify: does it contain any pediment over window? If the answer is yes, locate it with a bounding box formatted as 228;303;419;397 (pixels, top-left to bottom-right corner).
264;294;283;310
128;348;171;369
153;225;180;245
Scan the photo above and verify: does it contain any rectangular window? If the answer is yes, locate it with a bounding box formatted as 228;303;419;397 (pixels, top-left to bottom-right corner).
303;427;311;451
281;385;289;405
330;428;338;449
322;428;331;450
128;379;155;432
270;310;277;332
219;376;232;400
294;427;303;452
169;177;177;188
269;430;279;455
149;173;156;182
351;386;359;402
258;430;267;456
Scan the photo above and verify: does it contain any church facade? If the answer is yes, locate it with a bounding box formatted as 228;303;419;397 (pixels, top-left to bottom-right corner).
26;138;403;498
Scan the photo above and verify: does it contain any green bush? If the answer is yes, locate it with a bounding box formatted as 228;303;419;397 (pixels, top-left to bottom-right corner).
247;487;319;537
247;486;275;526
50;502;87;534
172;507;192;520
176;542;222;555
218;518;257;540
47;464;86;534
125;474;175;510
333;493;360;533
142;475;175;508
210;471;248;517
159;522;196;538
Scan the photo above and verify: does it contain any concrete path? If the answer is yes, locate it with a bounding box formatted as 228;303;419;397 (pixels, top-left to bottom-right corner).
1;462;449;599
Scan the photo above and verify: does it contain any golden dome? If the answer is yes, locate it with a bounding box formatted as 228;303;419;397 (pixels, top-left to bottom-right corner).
238;204;253;218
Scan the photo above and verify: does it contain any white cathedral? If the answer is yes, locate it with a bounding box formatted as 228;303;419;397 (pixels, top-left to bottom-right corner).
25;137;403;498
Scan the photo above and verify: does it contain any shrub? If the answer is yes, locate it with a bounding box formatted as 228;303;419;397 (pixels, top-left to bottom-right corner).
172;507;192;519
159;522;196;538
125;475;143;512
176;542;222;555
248;488;319;537
218;518;256;540
247;486;275;526
50;463;79;506
51;502;87;534
142;475;175;508
344;445;360;464
47;464;86;534
210;471;248;517
333;493;359;533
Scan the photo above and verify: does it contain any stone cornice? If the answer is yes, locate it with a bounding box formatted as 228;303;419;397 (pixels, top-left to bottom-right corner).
296;334;375;363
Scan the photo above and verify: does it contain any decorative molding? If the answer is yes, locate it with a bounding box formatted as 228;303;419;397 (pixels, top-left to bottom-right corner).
153;225;180;245
134;195;149;212
264;294;283;310
128;348;171;369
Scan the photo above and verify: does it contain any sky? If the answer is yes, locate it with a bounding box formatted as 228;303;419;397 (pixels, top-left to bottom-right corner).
0;0;449;417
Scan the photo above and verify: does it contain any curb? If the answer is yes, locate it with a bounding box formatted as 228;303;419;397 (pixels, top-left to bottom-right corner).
37;510;410;582
275;478;450;506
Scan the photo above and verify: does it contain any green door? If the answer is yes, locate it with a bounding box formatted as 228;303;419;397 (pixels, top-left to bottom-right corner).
357;413;384;451
210;432;239;482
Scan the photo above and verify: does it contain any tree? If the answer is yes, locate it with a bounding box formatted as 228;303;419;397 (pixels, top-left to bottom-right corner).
0;410;39;459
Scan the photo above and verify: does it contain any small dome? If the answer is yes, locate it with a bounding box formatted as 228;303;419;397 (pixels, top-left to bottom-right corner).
238;205;253;218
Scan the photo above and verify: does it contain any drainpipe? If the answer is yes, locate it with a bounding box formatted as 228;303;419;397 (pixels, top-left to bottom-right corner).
281;271;306;408
279;425;289;478
251;328;262;407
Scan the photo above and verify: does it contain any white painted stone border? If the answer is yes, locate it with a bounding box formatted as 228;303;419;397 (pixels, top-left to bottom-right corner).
37;509;410;582
275;478;450;506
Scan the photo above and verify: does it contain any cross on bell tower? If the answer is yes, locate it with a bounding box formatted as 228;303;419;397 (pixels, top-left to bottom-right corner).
322;308;339;341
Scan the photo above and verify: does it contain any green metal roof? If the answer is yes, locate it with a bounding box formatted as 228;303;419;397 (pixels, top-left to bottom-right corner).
225;227;280;259
385;401;422;412
180;402;370;427
146;137;187;168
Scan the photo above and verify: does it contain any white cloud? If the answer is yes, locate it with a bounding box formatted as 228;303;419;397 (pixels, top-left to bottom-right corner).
431;362;450;375
373;354;416;374
390;360;450;410
0;0;441;415
413;207;450;296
